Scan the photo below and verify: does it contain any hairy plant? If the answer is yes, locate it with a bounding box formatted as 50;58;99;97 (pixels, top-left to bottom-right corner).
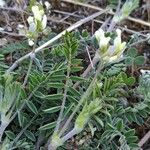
0;0;147;149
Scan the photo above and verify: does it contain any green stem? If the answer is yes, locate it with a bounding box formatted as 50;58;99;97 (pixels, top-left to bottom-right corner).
55;54;71;132
59;62;103;137
23;37;38;87
61;128;77;143
23;59;33;87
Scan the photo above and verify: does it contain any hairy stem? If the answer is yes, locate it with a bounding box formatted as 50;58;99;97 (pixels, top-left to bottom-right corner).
61;128;77;143
23;37;37;87
59;62;103;137
55;54;71;132
23;59;33;87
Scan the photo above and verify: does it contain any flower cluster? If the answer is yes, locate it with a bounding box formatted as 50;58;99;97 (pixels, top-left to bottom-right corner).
75;99;102;133
27;5;47;46
95;28;126;63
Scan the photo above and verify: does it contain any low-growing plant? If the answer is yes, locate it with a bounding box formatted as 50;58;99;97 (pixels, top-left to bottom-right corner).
1;0;149;150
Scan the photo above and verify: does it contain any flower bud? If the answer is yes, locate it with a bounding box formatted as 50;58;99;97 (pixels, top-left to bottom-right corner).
42;15;47;30
75;99;102;133
28;39;34;46
32;6;44;21
95;28;110;52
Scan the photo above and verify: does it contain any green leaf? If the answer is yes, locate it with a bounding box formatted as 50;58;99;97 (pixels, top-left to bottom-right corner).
34;91;45;98
135;115;144;125
126;136;138;143
134;56;145;65
88;122;96;137
67;95;78;103
124;129;135;138
116;119;124;131
82;29;90;38
42;94;63;100
107;123;116;130
127;48;138;57
125;57;133;66
121;72;127;80
5;131;15;140
94;116;104;127
68;87;81;98
71;59;82;65
64;103;74;118
48;82;65;88
24;130;36;142
70;76;85;82
33;58;43;72
126;77;135;86
129;143;139;148
43;106;61;114
18;111;24;127
50;75;66;81
39;122;56;131
71;66;83;73
126;113;134;123
0;40;29;54
26;101;38;114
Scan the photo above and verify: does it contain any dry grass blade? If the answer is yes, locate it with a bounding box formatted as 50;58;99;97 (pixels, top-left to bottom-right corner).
62;0;150;27
138;130;150;148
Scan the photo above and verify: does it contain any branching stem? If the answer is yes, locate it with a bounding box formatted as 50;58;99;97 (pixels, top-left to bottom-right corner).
55;54;71;132
59;62;103;137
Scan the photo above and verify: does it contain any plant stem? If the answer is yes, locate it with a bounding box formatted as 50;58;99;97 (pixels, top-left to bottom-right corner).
55;54;71;132
23;59;33;86
61;128;77;143
23;37;37;87
48;144;57;150
59;62;103;137
0;122;9;142
48;63;103;149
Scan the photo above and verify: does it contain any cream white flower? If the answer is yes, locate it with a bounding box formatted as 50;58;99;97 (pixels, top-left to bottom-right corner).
27;16;36;32
28;39;34;46
95;28;126;63
0;0;5;7
27;16;34;24
95;28;110;51
32;6;44;21
114;29;126;53
42;15;47;29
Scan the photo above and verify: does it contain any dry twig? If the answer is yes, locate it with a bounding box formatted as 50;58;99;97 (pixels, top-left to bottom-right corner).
62;0;150;27
138;130;150;148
